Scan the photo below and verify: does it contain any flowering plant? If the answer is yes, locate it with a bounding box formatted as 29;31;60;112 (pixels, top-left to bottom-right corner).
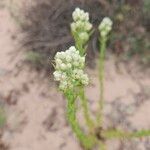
71;8;93;55
53;8;150;150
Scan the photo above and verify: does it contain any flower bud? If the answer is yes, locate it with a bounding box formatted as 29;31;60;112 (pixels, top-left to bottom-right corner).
72;8;89;22
53;71;61;81
98;17;113;37
66;63;72;69
79;32;89;43
65;55;72;62
60;63;67;70
85;22;92;31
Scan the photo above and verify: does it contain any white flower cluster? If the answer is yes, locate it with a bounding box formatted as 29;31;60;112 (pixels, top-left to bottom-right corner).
53;46;89;91
98;17;113;37
71;8;92;44
72;7;89;22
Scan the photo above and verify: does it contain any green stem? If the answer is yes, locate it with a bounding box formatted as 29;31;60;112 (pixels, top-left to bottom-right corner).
102;129;150;139
65;90;95;149
72;31;85;56
76;41;85;56
97;36;107;126
79;87;95;133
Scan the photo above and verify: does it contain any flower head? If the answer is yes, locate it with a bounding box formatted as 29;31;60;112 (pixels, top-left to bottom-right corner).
53;46;89;91
72;8;89;22
71;21;92;32
98;17;113;37
71;8;93;49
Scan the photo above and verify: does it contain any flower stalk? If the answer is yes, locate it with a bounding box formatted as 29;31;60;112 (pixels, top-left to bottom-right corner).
97;17;113;126
78;87;95;133
65;89;95;149
102;129;150;139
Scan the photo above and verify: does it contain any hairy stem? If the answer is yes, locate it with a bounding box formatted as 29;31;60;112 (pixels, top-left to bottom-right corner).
97;36;107;126
65;90;95;149
76;40;85;56
102;129;150;139
79;87;95;133
72;31;85;55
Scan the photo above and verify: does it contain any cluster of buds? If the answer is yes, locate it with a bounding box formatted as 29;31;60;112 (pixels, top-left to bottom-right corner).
71;8;93;47
72;7;89;22
98;17;113;37
53;46;89;91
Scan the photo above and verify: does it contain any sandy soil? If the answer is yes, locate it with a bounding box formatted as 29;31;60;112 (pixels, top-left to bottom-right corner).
0;1;150;150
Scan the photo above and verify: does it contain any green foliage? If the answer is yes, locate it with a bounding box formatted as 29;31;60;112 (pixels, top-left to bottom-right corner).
128;36;149;55
143;0;150;15
127;35;150;65
0;107;6;129
26;51;44;66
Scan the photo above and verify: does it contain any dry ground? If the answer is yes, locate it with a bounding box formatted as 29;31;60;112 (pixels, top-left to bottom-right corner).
0;1;150;150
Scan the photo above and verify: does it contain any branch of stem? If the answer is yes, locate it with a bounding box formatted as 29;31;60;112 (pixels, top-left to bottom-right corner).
65;90;96;149
79;87;95;133
97;36;107;126
102;129;150;139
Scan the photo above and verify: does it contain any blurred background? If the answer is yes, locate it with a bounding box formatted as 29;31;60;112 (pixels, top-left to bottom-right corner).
0;0;150;150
